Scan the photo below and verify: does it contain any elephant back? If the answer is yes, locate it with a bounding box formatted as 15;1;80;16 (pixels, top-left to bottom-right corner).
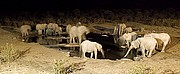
20;25;31;32
77;26;90;35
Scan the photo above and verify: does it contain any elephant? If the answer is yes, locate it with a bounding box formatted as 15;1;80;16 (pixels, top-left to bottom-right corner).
124;37;158;58
20;25;31;42
113;23;126;43
20;25;31;37
80;40;105;59
144;33;171;52
36;23;47;35
121;32;137;48
124;27;133;33
113;23;126;36
46;23;59;35
55;26;62;36
69;25;90;44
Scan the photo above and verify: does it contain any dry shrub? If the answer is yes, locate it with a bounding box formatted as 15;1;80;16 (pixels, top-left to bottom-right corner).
129;63;157;74
53;59;85;74
0;43;30;63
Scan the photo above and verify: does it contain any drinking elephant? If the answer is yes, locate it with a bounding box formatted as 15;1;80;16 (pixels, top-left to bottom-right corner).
46;23;59;36
113;23;126;36
80;40;105;59
69;25;90;44
20;25;31;37
121;32;137;48
144;33;171;52
124;27;133;33
124;37;158;58
36;23;47;35
20;25;31;42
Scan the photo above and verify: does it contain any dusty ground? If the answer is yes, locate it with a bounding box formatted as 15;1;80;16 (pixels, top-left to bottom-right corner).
0;22;180;74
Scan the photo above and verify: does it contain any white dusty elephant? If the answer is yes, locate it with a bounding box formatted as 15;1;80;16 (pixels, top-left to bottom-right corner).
121;32;137;48
113;23;126;36
20;25;31;37
36;23;47;35
46;23;60;36
69;25;90;44
124;37;158;58
144;33;171;52
55;26;62;36
80;40;105;59
124;27;133;33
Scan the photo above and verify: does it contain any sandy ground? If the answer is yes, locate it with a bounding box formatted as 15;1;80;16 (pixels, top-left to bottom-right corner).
0;22;180;74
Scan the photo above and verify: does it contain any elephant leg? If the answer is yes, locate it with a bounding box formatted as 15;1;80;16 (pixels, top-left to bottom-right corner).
90;52;93;58
141;48;146;57
78;35;82;44
147;49;153;57
73;37;76;43
70;37;72;44
22;33;24;37
38;30;42;35
161;43;167;52
94;50;98;59
146;50;149;56
82;51;86;58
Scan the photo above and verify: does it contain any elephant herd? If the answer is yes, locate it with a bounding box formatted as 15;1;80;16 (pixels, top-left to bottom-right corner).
80;23;171;60
20;22;90;43
115;23;171;59
20;23;171;60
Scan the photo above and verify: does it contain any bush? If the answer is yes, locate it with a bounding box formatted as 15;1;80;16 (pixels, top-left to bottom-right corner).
53;59;85;74
0;43;30;63
129;63;157;74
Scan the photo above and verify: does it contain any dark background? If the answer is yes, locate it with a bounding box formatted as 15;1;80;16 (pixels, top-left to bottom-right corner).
0;0;180;11
0;0;180;28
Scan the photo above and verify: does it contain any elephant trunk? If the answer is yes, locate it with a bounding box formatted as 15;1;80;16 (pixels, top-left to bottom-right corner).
100;48;105;58
124;46;133;57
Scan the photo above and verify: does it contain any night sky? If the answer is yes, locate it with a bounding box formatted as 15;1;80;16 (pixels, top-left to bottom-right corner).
0;0;180;11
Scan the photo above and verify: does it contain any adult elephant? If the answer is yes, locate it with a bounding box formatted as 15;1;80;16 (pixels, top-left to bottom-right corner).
69;25;90;44
121;32;137;48
124;27;133;33
144;33;171;52
36;23;47;35
113;23;126;44
20;25;31;42
46;23;59;36
113;23;126;36
124;37;158;58
20;25;31;37
80;40;105;59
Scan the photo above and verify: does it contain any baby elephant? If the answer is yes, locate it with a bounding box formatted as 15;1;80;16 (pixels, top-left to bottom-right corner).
80;40;105;59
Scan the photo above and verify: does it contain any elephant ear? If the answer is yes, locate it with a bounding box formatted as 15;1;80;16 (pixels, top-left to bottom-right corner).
132;39;141;49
